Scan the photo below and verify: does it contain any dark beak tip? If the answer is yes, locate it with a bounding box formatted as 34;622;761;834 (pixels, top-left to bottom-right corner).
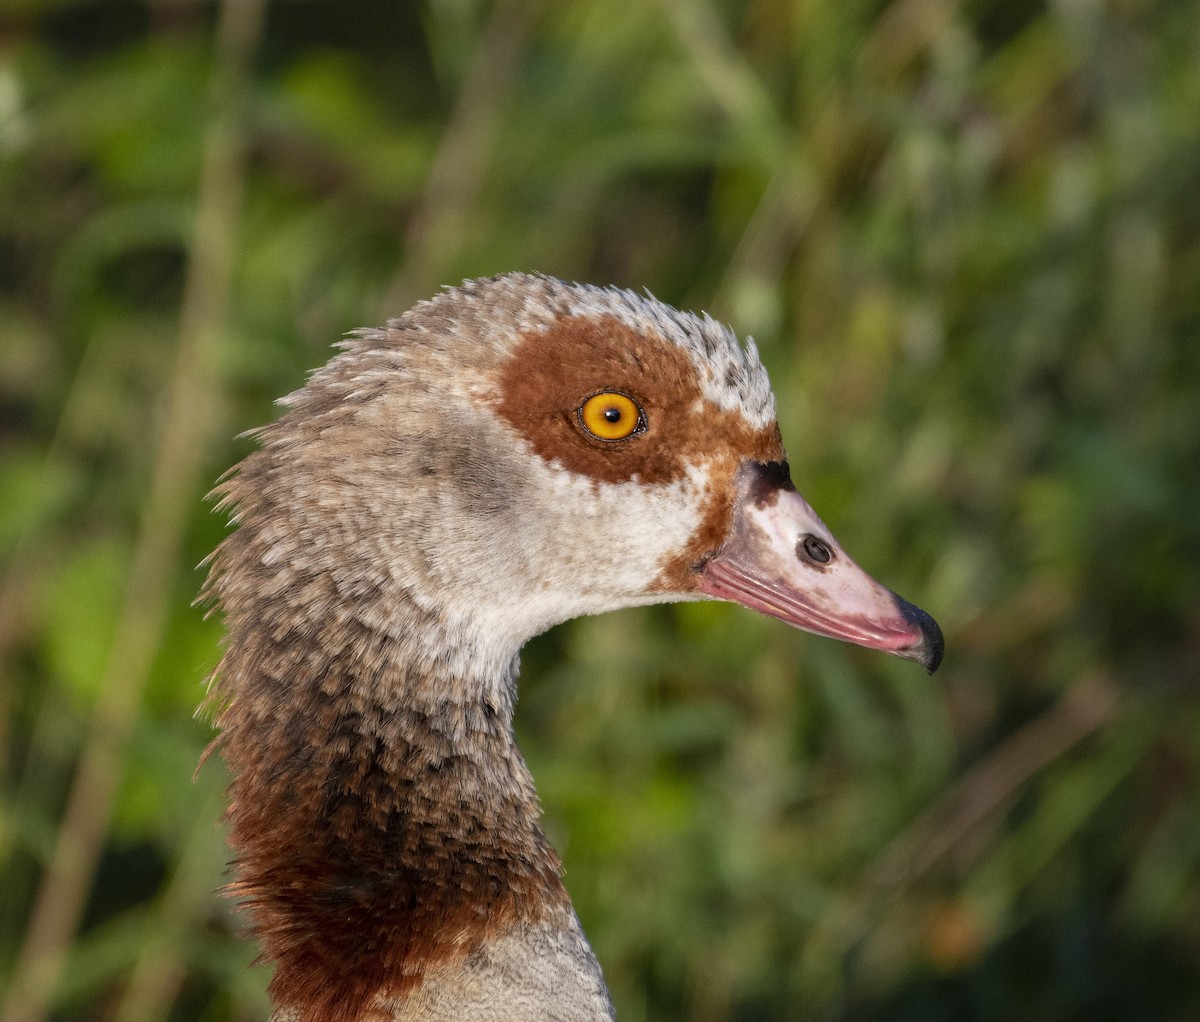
920;623;945;675
895;596;945;675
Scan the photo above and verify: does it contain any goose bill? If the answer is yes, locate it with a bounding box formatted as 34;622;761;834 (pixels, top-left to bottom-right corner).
697;462;944;673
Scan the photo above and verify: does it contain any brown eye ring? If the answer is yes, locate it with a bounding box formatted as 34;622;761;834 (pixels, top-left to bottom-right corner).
577;391;646;442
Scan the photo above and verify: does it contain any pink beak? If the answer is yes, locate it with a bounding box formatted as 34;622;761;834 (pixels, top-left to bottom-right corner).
697;462;943;673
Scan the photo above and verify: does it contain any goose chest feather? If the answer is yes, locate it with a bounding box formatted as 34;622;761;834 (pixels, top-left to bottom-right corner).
203;273;942;1022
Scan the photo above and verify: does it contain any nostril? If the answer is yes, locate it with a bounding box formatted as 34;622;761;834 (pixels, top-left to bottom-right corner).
797;534;833;566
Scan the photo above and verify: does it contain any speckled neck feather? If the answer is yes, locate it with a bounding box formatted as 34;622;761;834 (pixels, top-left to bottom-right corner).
206;477;571;1022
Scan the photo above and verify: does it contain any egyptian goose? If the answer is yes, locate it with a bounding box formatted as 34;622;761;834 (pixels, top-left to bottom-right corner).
203;272;942;1022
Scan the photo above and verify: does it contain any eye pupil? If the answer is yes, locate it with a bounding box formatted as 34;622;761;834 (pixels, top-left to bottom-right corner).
603;407;622;423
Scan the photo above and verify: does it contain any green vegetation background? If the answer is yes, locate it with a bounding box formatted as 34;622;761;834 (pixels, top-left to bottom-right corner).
2;0;1198;1019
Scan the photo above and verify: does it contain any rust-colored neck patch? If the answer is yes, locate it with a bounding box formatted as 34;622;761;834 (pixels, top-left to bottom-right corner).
494;314;785;589
214;635;567;1022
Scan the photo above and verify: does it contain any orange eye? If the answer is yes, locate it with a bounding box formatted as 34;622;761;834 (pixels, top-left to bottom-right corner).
578;392;645;442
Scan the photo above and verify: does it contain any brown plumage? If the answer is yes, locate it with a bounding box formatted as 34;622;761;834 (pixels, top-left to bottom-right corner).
202;273;941;1022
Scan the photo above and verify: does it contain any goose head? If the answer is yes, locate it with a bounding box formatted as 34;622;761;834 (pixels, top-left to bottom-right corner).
217;273;939;681
205;272;941;1022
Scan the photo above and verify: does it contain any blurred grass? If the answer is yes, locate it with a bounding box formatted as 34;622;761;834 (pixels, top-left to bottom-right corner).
2;0;1198;1020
